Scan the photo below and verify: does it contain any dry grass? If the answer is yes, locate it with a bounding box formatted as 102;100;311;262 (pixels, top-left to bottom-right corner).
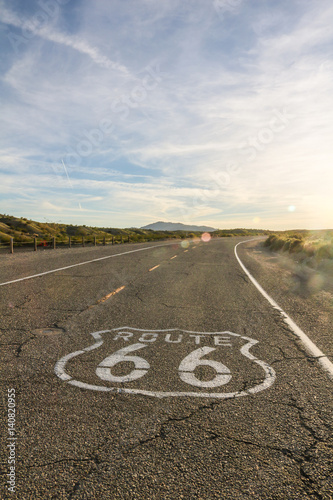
264;231;333;261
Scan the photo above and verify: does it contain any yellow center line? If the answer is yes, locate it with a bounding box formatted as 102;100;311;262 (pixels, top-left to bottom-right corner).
149;264;160;272
95;286;125;305
184;250;188;252
170;255;177;259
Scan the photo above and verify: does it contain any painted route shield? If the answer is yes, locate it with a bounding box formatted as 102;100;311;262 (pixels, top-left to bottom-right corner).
55;327;276;398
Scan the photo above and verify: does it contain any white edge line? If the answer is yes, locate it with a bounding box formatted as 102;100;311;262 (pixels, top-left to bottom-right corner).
0;242;178;287
234;239;333;379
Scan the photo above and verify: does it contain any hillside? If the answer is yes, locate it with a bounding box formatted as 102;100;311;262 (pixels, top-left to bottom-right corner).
0;214;203;246
141;221;216;232
0;215;176;244
0;214;272;248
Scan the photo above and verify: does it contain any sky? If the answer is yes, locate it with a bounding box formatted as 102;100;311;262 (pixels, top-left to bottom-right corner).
0;0;332;230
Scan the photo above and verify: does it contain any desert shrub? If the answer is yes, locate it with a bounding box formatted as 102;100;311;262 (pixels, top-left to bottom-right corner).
264;233;333;261
264;235;278;247
288;238;303;253
317;243;333;260
303;242;316;257
271;237;285;251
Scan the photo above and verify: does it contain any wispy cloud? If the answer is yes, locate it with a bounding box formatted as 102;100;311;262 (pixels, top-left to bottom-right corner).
1;0;333;229
0;1;130;74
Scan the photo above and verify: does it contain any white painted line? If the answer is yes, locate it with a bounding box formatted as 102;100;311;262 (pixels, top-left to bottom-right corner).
170;255;177;259
234;239;333;379
0;242;178;287
149;265;160;272
55;331;107;382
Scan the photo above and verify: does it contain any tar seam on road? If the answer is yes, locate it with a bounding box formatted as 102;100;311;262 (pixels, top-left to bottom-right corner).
234;239;333;379
0;242;177;287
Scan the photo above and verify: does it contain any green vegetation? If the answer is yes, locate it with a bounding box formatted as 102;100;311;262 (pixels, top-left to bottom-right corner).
0;215;271;249
212;228;270;238
0;214;183;246
264;230;333;261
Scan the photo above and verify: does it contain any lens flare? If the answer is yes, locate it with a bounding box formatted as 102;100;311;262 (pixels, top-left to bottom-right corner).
201;232;211;242
181;240;190;248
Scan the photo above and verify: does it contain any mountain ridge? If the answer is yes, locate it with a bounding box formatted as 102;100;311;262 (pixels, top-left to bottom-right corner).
141;221;216;232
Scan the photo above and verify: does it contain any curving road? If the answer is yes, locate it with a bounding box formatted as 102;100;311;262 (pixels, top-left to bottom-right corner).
1;237;332;499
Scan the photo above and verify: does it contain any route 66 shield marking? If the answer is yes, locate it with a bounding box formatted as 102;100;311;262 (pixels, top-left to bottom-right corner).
54;327;276;398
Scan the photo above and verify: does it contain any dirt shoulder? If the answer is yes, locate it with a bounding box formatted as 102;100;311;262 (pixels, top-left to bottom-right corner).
236;239;333;363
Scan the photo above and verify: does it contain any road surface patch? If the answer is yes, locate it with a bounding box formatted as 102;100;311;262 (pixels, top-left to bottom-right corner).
32;327;65;336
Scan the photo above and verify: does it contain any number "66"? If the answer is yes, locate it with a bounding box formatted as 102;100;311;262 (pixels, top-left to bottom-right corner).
96;343;231;389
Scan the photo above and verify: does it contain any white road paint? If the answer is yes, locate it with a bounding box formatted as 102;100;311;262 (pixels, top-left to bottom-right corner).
54;328;276;398
0;242;177;287
178;347;232;388
96;343;150;383
234;239;333;379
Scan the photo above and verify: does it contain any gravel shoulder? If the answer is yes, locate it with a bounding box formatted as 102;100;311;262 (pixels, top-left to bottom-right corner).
237;239;333;362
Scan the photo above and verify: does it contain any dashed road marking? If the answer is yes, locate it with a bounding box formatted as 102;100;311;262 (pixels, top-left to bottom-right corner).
149;265;160;272
170;255;177;259
96;286;125;304
0;242;178;287
235;239;333;380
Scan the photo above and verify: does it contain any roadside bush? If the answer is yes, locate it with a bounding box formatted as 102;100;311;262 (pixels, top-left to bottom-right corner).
317;243;333;260
271;236;285;251
288;238;303;253
263;235;277;247
264;233;333;261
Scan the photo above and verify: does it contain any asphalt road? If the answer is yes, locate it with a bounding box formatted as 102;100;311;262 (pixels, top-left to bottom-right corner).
1;237;332;499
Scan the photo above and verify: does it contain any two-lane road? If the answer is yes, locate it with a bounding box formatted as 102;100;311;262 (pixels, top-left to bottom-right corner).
1;237;332;499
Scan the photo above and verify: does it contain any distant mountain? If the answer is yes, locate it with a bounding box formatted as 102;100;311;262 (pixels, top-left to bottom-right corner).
141;221;216;232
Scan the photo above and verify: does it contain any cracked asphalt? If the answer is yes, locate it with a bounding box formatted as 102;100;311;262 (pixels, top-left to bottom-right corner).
1;237;332;499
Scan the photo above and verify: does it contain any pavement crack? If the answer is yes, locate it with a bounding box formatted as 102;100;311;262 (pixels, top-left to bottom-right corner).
238;272;249;284
123;399;234;454
15;335;36;357
198;425;325;499
276;394;330;499
68;481;81;500
134;290;144;303
270;354;333;366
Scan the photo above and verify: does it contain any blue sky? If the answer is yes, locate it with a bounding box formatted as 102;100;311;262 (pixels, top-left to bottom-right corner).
0;0;332;229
